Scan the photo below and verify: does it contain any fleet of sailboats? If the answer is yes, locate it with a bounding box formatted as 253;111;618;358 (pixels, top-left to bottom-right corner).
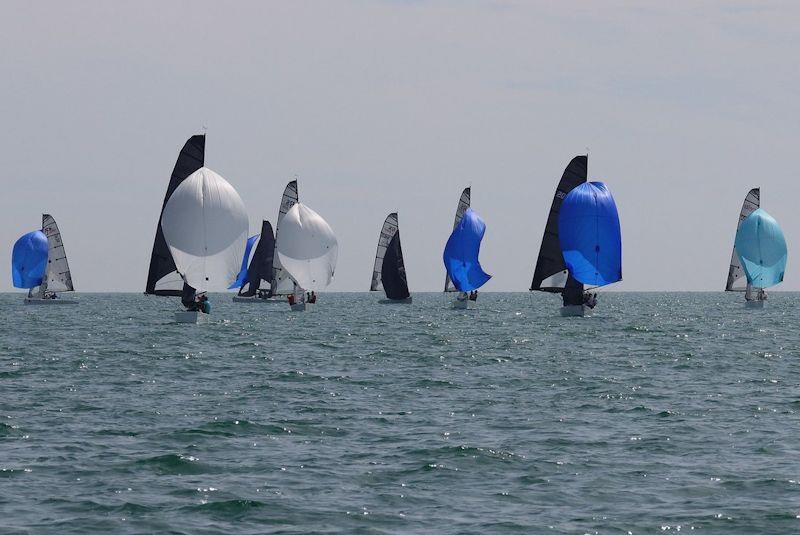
9;140;793;317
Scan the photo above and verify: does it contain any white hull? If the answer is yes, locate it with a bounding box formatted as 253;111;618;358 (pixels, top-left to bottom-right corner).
24;297;78;305
745;300;765;309
232;295;285;303
174;311;209;324
290;302;314;312
451;298;475;310
379;297;412;304
560;305;590;317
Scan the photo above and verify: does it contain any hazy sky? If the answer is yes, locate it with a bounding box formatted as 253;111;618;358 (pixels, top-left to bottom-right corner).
2;1;799;292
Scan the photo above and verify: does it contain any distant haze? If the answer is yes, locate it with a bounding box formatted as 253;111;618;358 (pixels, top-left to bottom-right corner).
2;1;798;292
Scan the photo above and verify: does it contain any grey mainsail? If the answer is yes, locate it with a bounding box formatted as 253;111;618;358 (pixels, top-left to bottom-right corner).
726;188;760;291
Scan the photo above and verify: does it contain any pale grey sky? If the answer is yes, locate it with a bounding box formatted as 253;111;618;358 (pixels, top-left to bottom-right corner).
2;1;798;292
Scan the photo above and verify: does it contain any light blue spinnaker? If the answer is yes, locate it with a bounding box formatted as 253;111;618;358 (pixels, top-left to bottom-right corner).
443;208;491;292
12;230;49;289
228;234;259;290
557;182;622;287
734;208;787;289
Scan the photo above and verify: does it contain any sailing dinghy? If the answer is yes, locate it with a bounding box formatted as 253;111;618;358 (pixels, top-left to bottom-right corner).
15;215;78;304
145;135;248;323
727;190;787;308
442;187;490;309
530;156;622;316
274;203;338;311
370;213;411;303
230;221;276;302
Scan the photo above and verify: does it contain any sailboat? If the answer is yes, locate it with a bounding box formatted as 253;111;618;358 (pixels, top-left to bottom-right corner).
726;189;787;308
530;156;622;316
274;203;338;311
15;215;78;304
231;221;276;302
370;213;411;303
145;135;248;323
442;187;491;309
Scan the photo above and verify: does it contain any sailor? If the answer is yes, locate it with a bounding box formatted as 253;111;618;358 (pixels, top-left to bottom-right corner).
759;288;768;301
309;291;317;303
468;290;478;301
583;291;598;309
457;291;468;302
199;294;211;314
288;293;296;306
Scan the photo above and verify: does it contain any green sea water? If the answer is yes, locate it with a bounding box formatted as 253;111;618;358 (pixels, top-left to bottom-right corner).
1;292;799;534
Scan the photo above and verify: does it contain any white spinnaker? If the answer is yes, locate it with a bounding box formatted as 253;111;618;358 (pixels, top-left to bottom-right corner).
160;167;248;291
276;203;338;291
726;188;760;291
41;214;74;292
370;213;399;292
272;180;299;295
444;187;470;292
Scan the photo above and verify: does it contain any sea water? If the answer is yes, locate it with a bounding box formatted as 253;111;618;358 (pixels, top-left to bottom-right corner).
1;292;799;533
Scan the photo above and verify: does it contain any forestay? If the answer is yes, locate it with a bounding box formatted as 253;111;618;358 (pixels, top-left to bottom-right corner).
160;167;248;291
370;213;410;300
531;155;587;292
275;203;338;291
726;188;760;291
734;208;787;289
444;187;471;292
271;180;299;295
12;230;48;289
146;135;205;295
557;182;622;288
42;214;75;293
443;208;491;292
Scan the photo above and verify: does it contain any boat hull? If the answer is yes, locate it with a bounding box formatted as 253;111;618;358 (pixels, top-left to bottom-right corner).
174;311;209;324
24;297;78;305
745;300;765;309
379;297;412;304
290;302;314;312
560;304;590;317
452;298;476;310
232;296;285;303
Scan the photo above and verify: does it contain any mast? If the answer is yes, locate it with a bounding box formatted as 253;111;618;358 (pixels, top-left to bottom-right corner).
444;187;471;292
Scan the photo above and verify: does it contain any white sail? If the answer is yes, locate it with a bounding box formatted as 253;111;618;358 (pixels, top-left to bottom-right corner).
444;187;470;292
726;188;760;291
271;180;299;295
370;213;399;292
160;167;248;291
275;203;338;291
41;214;74;292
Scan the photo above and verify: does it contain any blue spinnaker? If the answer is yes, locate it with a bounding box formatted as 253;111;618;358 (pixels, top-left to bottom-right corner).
12;230;48;289
558;181;622;287
228;234;259;289
734;208;787;289
443;208;491;292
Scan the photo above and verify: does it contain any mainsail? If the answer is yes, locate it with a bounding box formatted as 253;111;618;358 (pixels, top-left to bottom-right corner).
444;187;471;292
734;208;787;289
12;230;48;289
557;182;622;287
530;155;588;292
160;167;248;291
146;134;205;295
726;188;760;291
237;221;275;297
443;208;491;292
275;203;338;291
271;180;299;295
41;214;74;293
370;213;410;300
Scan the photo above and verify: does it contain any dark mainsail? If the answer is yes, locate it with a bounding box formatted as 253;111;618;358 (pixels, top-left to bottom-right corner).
145;134;205;295
530;155;588;293
381;232;410;300
239;221;275;297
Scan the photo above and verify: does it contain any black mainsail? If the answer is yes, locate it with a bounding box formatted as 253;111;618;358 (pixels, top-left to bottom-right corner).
530;155;588;294
238;220;275;297
370;213;410;300
444;187;471;292
145;134;205;296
